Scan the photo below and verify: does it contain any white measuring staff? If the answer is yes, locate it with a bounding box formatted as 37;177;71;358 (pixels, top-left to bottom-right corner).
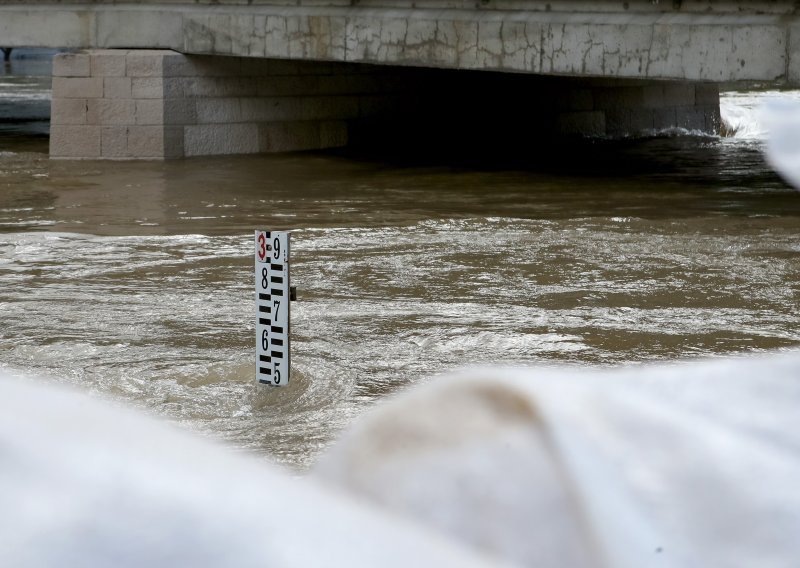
255;230;290;386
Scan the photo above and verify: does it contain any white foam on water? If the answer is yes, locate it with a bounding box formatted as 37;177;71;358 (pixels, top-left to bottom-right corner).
720;90;800;142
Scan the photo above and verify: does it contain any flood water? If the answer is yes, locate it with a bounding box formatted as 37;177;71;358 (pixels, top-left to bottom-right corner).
1;53;799;469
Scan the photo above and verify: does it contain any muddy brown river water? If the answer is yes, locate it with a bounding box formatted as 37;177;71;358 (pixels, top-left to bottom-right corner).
1;54;798;468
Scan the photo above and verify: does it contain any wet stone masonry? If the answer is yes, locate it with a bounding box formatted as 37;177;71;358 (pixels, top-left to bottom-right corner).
50;49;720;159
49;49;407;159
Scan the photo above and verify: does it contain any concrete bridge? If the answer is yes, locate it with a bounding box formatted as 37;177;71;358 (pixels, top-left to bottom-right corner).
2;1;799;159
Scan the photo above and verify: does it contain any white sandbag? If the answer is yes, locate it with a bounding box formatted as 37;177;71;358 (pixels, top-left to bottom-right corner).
0;371;504;568
314;352;800;568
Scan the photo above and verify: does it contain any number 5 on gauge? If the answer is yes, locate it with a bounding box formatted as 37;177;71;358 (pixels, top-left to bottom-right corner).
255;230;290;386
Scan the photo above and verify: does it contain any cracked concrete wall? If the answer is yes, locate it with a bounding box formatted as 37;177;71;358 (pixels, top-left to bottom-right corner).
177;10;790;84
2;2;798;85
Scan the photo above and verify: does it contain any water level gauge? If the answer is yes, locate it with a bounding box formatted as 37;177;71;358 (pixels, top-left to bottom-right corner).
255;230;290;386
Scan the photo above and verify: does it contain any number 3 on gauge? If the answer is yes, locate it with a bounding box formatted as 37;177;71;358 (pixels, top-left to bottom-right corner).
257;232;267;262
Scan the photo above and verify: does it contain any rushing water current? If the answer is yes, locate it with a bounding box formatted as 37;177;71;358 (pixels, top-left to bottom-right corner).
1;54;799;469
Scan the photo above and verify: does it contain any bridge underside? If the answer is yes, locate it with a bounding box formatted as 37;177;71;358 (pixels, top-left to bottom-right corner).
50;49;720;160
2;2;798;85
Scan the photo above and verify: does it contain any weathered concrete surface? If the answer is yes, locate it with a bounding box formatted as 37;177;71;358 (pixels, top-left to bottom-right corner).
1;1;799;85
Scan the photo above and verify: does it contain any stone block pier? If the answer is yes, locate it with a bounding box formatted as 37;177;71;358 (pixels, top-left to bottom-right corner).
50;48;721;159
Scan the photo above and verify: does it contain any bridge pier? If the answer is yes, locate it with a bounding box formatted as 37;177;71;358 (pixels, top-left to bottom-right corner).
50;49;720;160
50;49;402;159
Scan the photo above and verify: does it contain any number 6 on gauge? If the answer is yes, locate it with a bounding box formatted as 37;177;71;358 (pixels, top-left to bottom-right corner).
254;230;290;386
